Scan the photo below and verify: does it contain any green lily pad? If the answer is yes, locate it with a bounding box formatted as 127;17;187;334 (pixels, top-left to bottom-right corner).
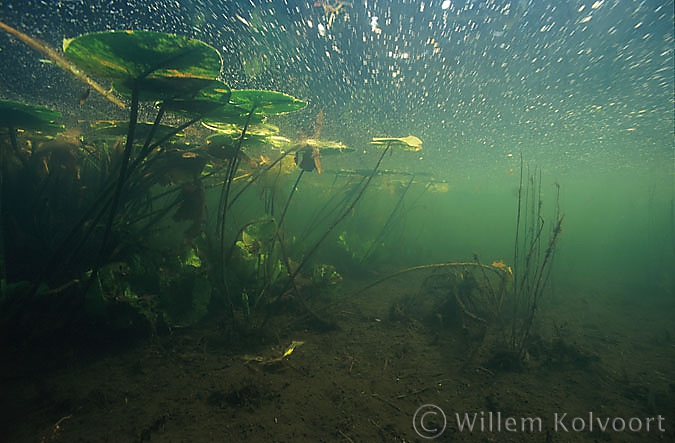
90;120;184;141
201;106;265;128
159;80;232;116
204;122;279;137
370;135;423;152
0;99;62;132
229;89;307;115
205;132;237;146
205;124;280;158
63;31;222;100
302;138;354;155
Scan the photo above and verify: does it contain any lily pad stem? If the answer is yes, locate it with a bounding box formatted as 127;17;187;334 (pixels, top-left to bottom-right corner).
96;82;140;270
218;106;256;263
283;142;393;292
216;106;256;316
227;145;304;210
360;173;415;264
277;169;305;230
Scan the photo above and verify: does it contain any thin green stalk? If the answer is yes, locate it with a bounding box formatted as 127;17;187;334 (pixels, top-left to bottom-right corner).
217;107;256;267
360;174;415;264
96;82;141;265
277;169;305;230
282;142;393;292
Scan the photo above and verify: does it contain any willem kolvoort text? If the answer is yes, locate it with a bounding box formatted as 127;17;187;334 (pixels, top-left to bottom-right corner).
455;411;666;433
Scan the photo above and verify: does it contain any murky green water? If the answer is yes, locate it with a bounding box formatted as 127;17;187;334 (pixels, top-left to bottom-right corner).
1;2;673;442
1;0;672;320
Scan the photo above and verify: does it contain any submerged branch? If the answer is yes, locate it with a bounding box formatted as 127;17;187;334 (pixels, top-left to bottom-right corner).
0;20;126;109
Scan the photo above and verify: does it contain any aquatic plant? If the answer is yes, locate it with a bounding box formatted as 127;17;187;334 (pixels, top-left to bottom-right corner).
353;154;564;371
191;89;307;331
62;30;224;270
359;172;417;264
212;89;305;253
278;110;353;229
268;135;425;312
0;24;316;340
506;155;564;365
0;100;64;296
227;218;287;324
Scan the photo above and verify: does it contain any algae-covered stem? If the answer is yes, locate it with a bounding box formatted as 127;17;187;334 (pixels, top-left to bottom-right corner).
0;20;126;109
508;155;565;362
6;126;25;167
217;104;257;266
297;172;362;241
517;213;564;361
511;153;525;350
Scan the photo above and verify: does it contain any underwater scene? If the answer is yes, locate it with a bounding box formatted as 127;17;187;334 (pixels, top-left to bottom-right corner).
0;0;673;441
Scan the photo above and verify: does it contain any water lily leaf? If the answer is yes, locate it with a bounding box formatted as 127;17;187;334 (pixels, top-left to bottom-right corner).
0;99;63;132
201;106;265;128
159;80;232;117
370;135;423;151
205;123;281;158
63;31;222;101
302;138;354;155
204;122;279;137
229;89;307;115
90;120;184;141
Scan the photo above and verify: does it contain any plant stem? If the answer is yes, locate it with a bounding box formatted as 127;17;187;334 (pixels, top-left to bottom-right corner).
281;142;391;291
360;173;415;264
277;169;305;230
97;83;140;264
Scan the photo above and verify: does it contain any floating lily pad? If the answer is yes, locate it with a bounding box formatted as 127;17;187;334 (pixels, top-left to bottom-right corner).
63;31;222;101
90;120;184;141
201;108;265;129
302;138;354;155
205;133;238;146
205;122;283;157
370;135;423;152
203;122;279;137
160;80;232;117
265;135;293;149
229;89;307;115
0;99;63;132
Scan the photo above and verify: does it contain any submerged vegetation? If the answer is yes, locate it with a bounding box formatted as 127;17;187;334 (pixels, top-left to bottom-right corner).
359;155;565;370
1;5;673;441
0;24;439;344
0;22;566;372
